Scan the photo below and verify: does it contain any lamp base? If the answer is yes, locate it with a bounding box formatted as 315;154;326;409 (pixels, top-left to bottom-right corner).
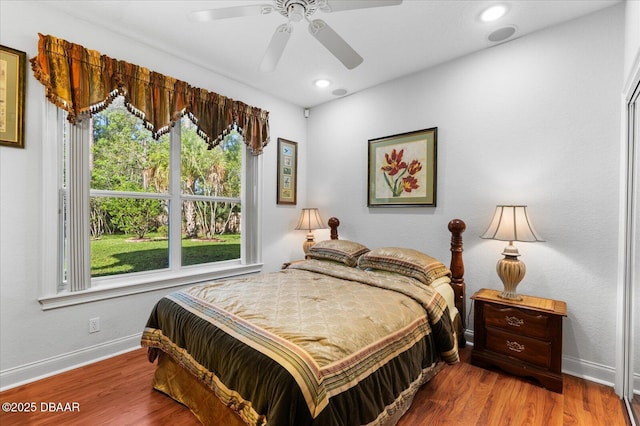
498;289;523;301
302;231;316;254
496;243;526;301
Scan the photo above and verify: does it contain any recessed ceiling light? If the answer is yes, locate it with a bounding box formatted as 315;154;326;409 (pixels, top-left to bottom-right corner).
480;4;508;22
332;88;348;96
314;79;331;88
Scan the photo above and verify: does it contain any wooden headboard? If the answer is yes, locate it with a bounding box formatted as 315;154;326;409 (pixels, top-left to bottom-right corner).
327;216;466;331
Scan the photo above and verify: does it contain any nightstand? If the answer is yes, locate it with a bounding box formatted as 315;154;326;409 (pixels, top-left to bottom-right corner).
471;288;567;393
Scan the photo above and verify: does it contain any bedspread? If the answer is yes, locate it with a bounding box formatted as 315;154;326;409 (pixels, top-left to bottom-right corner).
141;259;458;425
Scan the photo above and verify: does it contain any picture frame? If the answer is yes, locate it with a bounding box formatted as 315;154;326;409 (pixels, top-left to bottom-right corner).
0;45;26;148
277;138;297;205
367;127;437;207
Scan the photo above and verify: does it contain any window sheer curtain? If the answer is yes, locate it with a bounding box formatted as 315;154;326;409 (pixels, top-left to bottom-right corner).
30;33;270;155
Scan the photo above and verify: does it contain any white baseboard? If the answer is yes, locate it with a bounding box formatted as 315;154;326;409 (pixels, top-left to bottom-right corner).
0;330;624;392
561;354;617;387
464;329;617;388
0;333;142;391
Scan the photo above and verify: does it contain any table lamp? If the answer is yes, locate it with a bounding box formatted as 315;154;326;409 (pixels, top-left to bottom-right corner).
481;205;544;300
294;208;326;254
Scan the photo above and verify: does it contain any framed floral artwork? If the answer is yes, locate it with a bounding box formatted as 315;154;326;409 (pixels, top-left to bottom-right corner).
0;45;26;148
277;138;297;205
367;127;437;207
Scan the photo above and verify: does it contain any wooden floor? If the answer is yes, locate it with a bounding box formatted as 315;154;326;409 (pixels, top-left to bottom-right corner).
0;346;629;426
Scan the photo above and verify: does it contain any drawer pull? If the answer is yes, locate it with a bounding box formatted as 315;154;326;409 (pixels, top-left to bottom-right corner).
505;315;524;327
507;340;525;352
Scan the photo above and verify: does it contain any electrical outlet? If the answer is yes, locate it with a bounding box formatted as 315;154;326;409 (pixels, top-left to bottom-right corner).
89;317;100;333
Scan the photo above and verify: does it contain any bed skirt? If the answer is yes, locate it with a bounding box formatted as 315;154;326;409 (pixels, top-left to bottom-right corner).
151;351;445;426
153;351;249;426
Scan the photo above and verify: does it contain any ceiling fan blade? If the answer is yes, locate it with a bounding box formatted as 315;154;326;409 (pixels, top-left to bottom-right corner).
318;0;402;13
189;4;273;22
260;24;293;72
308;19;363;70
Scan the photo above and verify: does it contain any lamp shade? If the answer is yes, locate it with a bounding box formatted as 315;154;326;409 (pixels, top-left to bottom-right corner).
294;208;326;231
481;205;544;242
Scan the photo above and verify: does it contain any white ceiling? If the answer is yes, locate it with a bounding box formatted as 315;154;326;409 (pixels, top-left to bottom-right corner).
40;0;620;108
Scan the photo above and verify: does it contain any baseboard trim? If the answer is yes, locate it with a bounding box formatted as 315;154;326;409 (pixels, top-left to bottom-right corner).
0;333;142;392
561;354;617;387
0;330;623;392
465;329;617;388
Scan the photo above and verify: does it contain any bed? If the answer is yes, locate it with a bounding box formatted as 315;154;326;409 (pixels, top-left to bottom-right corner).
141;217;467;426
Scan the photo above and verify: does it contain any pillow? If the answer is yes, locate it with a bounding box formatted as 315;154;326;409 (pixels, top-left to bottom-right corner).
357;247;451;285
306;239;370;267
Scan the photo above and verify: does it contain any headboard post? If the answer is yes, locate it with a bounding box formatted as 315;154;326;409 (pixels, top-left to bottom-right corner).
448;219;466;329
328;217;340;240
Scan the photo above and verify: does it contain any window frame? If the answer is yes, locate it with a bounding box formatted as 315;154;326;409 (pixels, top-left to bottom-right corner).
39;102;263;310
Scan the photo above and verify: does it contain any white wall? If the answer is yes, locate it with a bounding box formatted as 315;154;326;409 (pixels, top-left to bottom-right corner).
307;4;624;383
625;0;640;80
0;1;307;388
0;0;628;389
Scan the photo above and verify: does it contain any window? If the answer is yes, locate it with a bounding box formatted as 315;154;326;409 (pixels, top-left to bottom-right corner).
86;98;172;278
40;99;262;309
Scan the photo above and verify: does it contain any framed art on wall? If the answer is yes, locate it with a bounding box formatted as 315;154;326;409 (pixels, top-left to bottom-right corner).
368;127;437;207
277;138;297;205
0;45;26;148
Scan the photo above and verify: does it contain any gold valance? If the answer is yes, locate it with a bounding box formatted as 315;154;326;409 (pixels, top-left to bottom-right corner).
30;34;270;155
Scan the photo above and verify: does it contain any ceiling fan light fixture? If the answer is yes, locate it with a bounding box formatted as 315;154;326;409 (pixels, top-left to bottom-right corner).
288;3;306;22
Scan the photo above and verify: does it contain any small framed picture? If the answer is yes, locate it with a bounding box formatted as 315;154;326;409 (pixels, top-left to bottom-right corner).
368;127;437;207
277;138;297;205
0;45;26;148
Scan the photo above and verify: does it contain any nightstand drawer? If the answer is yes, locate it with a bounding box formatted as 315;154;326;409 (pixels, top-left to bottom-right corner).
486;328;552;368
484;304;550;340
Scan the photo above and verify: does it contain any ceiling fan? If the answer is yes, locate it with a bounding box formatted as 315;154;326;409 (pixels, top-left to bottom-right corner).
189;0;403;72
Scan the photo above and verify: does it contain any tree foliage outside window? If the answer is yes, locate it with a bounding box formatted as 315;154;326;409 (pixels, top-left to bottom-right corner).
77;97;242;278
180;120;242;240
